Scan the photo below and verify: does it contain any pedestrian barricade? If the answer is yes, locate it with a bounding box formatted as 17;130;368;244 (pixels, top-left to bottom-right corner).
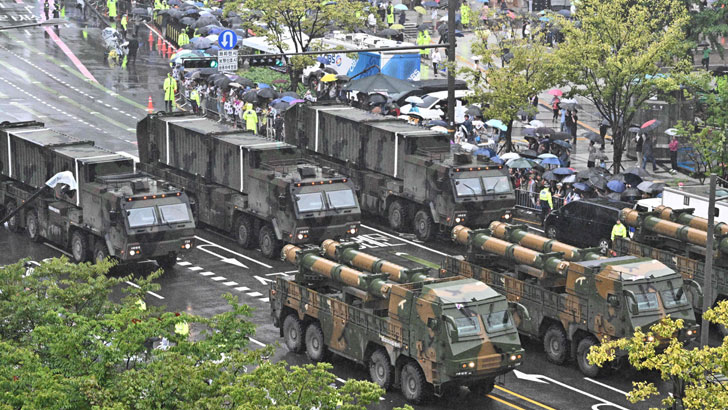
515;189;566;214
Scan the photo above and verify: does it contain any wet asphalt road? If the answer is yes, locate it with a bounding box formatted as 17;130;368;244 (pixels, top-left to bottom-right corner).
0;3;680;409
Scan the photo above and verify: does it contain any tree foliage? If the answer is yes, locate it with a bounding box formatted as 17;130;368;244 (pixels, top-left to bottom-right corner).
464;23;559;152
0;258;384;409
556;0;691;171
588;301;728;410
684;0;728;58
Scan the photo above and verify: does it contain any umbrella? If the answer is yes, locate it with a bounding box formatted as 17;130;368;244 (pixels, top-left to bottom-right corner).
501;152;521;160
257;82;272;89
573;182;591;192
550;131;571;141
415;6;427;14
628;127;642;133
423;1;438;7
390;24;405;30
542;171;559;181
523;128;537;137
621;188;641;200
405;96;425;104
520;149;539;159
183;9;200;17
541;157;561;166
213;77;232;88
438;28;465;37
394;4;408;10
271;101;290;111
578;167;609;180
562;174;577;184
553;167;575;176
609;174;626;183
418;23;432;31
485;119;507;131
606;192;623;201
536;127;555;136
557;9;571;17
281;96;299;103
431;126;449;133
607;180;626;193
641;119;661;132
466;105;483;118
625;167;651;179
588;175;608;190
343;73;418;94
242;90;259;103
320;73;337;83
506;158;534;169
316;56;328;64
548;88;563;97
581;131;602;144
562;102;583;110
378;29;401;37
665;128;680;136
490;156;504;164
194;16;220;28
475;148;495;157
637;181;665;194
281;91;299;98
289;99;305;105
529;120;545;128
427;119;448;127
336;75;350;82
181;17;196;26
257;88;277;99
552;140;572;149
368;93;388;105
190;37;213;49
538;153;557;159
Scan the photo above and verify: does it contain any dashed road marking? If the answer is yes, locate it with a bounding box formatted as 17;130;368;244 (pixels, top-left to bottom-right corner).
177;261;192;266
246;291;263;297
222;281;238;286
234;286;250;292
211;276;226;281
199;271;215;276
188;266;203;271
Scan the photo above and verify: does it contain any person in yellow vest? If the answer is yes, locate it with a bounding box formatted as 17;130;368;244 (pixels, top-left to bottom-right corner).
178;29;189;46
120;14;128;39
611;219;627;243
163;72;177;112
174;312;189;338
135;298;147;311
243;103;258;134
189;86;200;114
538;183;553;222
386;2;394;26
162;0;169;9
107;0;117;19
460;2;471;28
154;0;162;10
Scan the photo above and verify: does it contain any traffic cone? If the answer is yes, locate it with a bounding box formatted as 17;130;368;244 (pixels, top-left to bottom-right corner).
157;34;162;49
148;29;153;44
161;41;166;55
147;96;154;114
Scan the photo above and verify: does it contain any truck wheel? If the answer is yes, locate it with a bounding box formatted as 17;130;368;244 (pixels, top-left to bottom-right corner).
468;378;495;396
388;200;409;232
576;337;602;377
413;210;434;242
5;202;22;233
234;214;255;249
369;349;393;390
156;253;177;271
543;325;569;365
93;241;110;264
400;361;429;404
26;210;41;242
305;322;329;362
70;231;89;263
259;225;281;259
283;314;305;353
546;225;558;239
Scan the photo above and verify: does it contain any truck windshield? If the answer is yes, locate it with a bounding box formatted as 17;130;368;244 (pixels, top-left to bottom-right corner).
482;176;512;194
483;310;513;333
159;203;191;224
127;207;157;228
455;178;483;196
296;192;324;212
660;288;689;309
632;291;659;312
326;190;357;209
452;316;482;337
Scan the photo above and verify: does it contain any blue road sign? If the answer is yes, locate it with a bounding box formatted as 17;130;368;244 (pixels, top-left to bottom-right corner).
219;30;238;50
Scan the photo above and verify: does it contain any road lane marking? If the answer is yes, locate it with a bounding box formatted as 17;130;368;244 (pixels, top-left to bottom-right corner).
211;276;226;281
487;394;527;410
188;266;203;271
194;235;273;268
361;224;448;256
222;281;238;286
249;337;266;347
247;291;263;297
266;270;298;276
234;286;250;291
43;242;72;257
177;261;191;266
199;271;215;276
259;298;269;303
41;26;97;83
494;386;557;410
584;378;630;396
124;281;165;300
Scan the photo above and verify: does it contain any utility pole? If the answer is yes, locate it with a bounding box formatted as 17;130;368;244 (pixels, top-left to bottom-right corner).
447;0;457;140
701;173;717;347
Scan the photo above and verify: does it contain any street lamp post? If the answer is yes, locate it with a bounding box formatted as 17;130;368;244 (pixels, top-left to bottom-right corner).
0;18;67;31
446;0;457;140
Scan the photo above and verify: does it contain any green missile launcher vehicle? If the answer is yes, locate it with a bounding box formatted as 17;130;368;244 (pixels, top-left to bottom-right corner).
270;244;526;403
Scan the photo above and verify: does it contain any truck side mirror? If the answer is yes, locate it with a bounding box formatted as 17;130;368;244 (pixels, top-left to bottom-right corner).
508;301;531;322
623;290;639;315
427;317;439;330
683;279;703;308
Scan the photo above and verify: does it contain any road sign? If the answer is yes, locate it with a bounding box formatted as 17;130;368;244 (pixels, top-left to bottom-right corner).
218;29;238;50
217;50;238;72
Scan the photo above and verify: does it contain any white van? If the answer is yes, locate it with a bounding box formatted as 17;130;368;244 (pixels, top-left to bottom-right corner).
400;90;474;124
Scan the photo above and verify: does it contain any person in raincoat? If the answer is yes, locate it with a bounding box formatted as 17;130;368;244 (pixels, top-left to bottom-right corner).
417;30;430;59
243;103;258;134
460;1;471;28
538;183;553;222
178;29;189;46
163;72;177;112
120;14;128;39
189;86;200;114
386;2;394;26
107;0;117;19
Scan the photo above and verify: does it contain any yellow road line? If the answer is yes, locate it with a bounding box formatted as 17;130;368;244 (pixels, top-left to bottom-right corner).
487;394;528;410
495;385;559;410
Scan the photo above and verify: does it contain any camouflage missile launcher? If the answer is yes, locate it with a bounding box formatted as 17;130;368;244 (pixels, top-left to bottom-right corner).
0;121;195;268
446;225;700;377
321;239;431;283
654;205;728;236
136;112;362;258
488;221;603;261
271;244;526;403
284;103;515;241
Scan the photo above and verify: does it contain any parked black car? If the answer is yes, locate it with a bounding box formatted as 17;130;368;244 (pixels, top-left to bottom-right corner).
544;198;642;253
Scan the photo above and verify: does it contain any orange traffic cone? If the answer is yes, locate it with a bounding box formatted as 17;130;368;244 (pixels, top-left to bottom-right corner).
157;35;162;49
161;41;166;54
147;96;154;114
148;30;154;44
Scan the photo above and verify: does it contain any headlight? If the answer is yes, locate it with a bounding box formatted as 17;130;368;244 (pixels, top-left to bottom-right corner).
646;335;655;342
510;355;517;361
687;330;694;336
468;361;475;368
504;213;511;220
297;233;304;240
455;217;462;223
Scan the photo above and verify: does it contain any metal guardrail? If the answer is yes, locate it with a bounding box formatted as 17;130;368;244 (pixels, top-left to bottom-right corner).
514;189;566;213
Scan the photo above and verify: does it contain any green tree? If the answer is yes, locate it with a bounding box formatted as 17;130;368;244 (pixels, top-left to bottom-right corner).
464;25;559;152
588;301;728;410
0;258;384;409
683;0;728;59
556;0;691;171
224;0;364;90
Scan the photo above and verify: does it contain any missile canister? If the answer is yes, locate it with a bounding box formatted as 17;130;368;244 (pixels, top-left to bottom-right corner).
282;244;391;299
321;239;430;283
654;205;728;236
488;221;602;261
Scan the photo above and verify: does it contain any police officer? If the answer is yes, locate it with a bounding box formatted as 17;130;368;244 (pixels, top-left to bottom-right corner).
178;29;190;47
163;72;177;112
44;0;50;20
611;219;627;243
539;183;553;222
386;1;394;26
243;103;258;134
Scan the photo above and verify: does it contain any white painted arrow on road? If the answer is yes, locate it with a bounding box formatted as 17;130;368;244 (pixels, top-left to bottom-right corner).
254;276;274;286
197;244;248;269
513;370;630;410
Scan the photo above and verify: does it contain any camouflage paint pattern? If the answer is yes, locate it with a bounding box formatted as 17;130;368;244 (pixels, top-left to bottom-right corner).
321;239;430;283
654;205;728;236
488;221;603;261
622;208;728;254
272;243;525;396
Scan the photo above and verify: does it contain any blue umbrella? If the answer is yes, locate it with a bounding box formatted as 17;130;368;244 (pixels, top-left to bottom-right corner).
317;56;328;64
490;155;504;164
541;157;560;166
209;26;226;35
573;182;591;192
427;119;448;127
552;140;572;149
281;96;297;103
539;16;551;21
552;167;574;175
423;1;438;7
485;119;507;131
394;4;408;10
475;148;495;157
607;180;626;193
257;82;271;89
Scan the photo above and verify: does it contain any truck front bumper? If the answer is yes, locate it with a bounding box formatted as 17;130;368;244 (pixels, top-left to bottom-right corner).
286;222;361;245
444;209;513;229
433;348;525;395
120;236;195;261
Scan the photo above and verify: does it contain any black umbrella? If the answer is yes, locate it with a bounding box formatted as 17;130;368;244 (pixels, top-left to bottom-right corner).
637;181;665;194
281;91;299;98
181;17;196;26
183;8;200;17
167;9;183;19
194;16;220;28
418;23;432;31
606;192;622;201
578;167;609;180
466;105;483;117
542;171;559;182
628;127;642;133
625;167;651;179
523;128;537;137
227;16;244;25
336;74;350;82
562;102;582;110
502;52;514;64
609;174;626;183
243;90;259;103
581;131;602;144
588;175;608;190
377;29;400;37
550;131;571;141
271;101;290;111
236;77;255;88
368;93;388;105
623;173;643;186
536;127;555;136
195;67;218;76
552;140;572;149
257;88;277;99
343;73;418;94
621;188;641;200
520;149;539;159
213;77;232;88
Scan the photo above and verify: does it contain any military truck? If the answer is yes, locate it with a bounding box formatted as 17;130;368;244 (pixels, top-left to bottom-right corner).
136;112;362;258
284;103;515;241
0;121;196;268
271;244;526;403
616;207;728;322
444;224;700;377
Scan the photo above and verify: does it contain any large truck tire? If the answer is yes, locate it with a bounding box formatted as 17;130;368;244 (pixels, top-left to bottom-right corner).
156;253;178;271
468;377;495;396
369;348;393;390
283;314;305;353
26;210;42;242
400;361;430;404
388;199;410;232
576;336;602;377
93;241;110;264
70;231;89;263
543;324;569;365
305;321;329;362
413;209;434;242
5;202;22;233
234;214;256;249
259;224;281;259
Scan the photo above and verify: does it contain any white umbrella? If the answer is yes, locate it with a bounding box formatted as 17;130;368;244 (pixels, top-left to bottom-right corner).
529;120;545;128
431;126;448;133
665;128;679;136
501;152;521;160
538;153;557;159
405;96;425;104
